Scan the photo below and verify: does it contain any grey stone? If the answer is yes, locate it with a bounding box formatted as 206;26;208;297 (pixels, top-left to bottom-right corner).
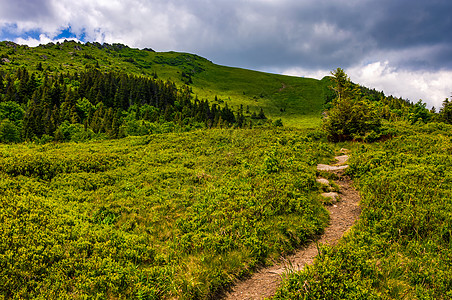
316;178;330;186
321;192;339;202
317;164;349;172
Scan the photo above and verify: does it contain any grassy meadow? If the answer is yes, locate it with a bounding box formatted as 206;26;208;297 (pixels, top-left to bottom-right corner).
0;128;334;299
190;65;329;128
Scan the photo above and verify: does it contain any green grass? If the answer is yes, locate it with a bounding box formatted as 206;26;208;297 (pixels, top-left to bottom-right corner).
0;40;330;128
0;128;334;299
190;65;328;128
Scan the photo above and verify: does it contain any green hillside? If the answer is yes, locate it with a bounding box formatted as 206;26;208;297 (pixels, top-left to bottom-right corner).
0;40;330;128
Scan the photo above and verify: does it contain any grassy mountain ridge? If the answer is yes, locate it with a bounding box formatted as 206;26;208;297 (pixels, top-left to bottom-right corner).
0;40;329;127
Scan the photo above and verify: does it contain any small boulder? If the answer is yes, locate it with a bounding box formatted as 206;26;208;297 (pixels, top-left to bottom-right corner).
316;178;330;186
321;192;340;203
317;164;349;172
334;155;349;166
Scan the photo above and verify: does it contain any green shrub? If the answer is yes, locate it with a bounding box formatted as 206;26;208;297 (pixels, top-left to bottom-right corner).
323;68;382;142
0;101;24;123
56;121;97;142
323;97;381;142
0;119;21;143
273;118;283;127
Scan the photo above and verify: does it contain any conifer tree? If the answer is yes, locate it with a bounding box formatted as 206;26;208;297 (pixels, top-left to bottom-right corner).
439;98;452;124
330;67;350;101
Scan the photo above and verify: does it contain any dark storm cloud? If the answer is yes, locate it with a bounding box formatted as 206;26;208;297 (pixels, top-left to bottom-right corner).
0;0;53;21
1;0;451;71
368;1;452;47
166;0;367;69
174;0;452;71
362;0;452;70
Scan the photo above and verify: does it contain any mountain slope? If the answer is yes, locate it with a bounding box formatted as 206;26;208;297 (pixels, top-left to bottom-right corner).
0;40;330;128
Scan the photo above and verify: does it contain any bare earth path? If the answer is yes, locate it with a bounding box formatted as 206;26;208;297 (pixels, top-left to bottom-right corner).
223;152;361;300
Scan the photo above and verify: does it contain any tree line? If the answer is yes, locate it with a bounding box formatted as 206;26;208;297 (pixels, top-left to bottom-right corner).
0;67;255;143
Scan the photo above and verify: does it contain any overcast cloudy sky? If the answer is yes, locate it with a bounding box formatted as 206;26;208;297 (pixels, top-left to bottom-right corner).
1;0;451;108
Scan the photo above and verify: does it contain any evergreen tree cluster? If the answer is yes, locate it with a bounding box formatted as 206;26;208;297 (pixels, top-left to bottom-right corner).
324;73;413;121
356;85;413;121
0;67;249;142
323;68;383;142
438;97;452;124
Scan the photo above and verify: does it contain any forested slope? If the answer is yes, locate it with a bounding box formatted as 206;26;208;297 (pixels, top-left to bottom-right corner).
0;67;245;143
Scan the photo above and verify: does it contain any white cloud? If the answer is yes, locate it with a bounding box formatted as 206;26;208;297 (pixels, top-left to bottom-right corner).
52;0;202;51
348;62;451;109
14;34;81;47
278;66;331;80
279;62;451;109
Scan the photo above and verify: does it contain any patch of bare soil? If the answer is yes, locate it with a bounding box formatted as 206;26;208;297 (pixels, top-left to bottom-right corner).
278;83;287;92
222;152;361;300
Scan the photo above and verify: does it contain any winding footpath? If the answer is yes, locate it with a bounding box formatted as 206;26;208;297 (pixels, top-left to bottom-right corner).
223;150;361;299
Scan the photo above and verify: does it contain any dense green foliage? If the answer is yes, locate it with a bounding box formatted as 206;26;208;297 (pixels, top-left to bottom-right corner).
323;96;382;142
274;122;452;299
438;97;452;124
408;100;432;124
0;128;334;299
0;67;252;142
323;68;381;142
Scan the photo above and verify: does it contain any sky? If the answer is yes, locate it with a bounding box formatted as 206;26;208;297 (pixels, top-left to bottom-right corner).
1;0;451;109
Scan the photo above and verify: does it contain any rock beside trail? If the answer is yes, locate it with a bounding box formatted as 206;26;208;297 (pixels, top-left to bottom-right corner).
316;178;330;186
321;192;340;202
334;155;349;165
317;164;349;172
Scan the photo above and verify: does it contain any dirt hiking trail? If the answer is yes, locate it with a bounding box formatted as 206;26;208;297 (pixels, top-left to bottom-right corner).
222;150;361;300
